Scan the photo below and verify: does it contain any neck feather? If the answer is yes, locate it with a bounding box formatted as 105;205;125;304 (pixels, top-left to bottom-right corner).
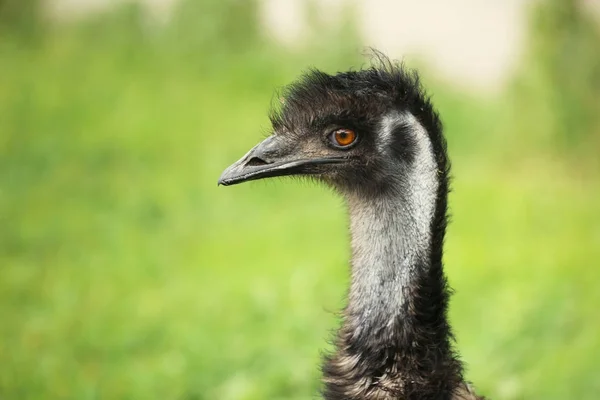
322;112;463;399
347;113;438;329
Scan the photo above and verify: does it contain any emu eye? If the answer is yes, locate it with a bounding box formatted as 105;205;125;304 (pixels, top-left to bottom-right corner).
330;129;357;148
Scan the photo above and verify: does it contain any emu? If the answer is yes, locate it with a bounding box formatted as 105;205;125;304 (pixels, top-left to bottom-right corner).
219;55;483;400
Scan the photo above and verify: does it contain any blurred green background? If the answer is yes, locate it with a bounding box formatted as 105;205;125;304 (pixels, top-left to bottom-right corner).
1;0;599;398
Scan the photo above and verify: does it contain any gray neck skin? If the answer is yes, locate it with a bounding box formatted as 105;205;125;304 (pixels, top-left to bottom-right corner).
344;112;439;339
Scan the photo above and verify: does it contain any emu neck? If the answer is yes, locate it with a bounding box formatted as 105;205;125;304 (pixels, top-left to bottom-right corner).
346;114;441;340
323;114;462;399
346;189;434;332
345;175;443;346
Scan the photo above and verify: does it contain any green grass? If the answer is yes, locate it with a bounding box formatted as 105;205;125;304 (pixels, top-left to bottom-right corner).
1;6;600;399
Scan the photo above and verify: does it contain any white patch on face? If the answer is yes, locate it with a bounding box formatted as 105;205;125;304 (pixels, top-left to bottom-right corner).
377;113;400;154
398;112;438;246
346;111;438;328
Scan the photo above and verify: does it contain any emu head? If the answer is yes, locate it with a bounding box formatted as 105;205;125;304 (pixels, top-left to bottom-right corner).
218;62;444;199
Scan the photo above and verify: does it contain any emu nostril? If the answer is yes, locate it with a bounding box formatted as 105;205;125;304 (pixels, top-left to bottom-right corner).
245;157;271;167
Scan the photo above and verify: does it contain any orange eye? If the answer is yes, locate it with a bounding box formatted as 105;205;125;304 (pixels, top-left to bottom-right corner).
332;129;357;147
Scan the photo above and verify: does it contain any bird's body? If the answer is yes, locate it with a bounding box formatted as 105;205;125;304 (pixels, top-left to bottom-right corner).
219;54;483;400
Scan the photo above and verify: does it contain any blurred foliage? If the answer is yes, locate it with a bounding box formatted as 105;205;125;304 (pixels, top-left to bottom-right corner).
170;0;261;52
0;0;599;399
509;0;600;157
0;0;42;39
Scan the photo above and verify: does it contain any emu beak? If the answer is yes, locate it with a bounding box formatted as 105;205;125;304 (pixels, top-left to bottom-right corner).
218;135;345;186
